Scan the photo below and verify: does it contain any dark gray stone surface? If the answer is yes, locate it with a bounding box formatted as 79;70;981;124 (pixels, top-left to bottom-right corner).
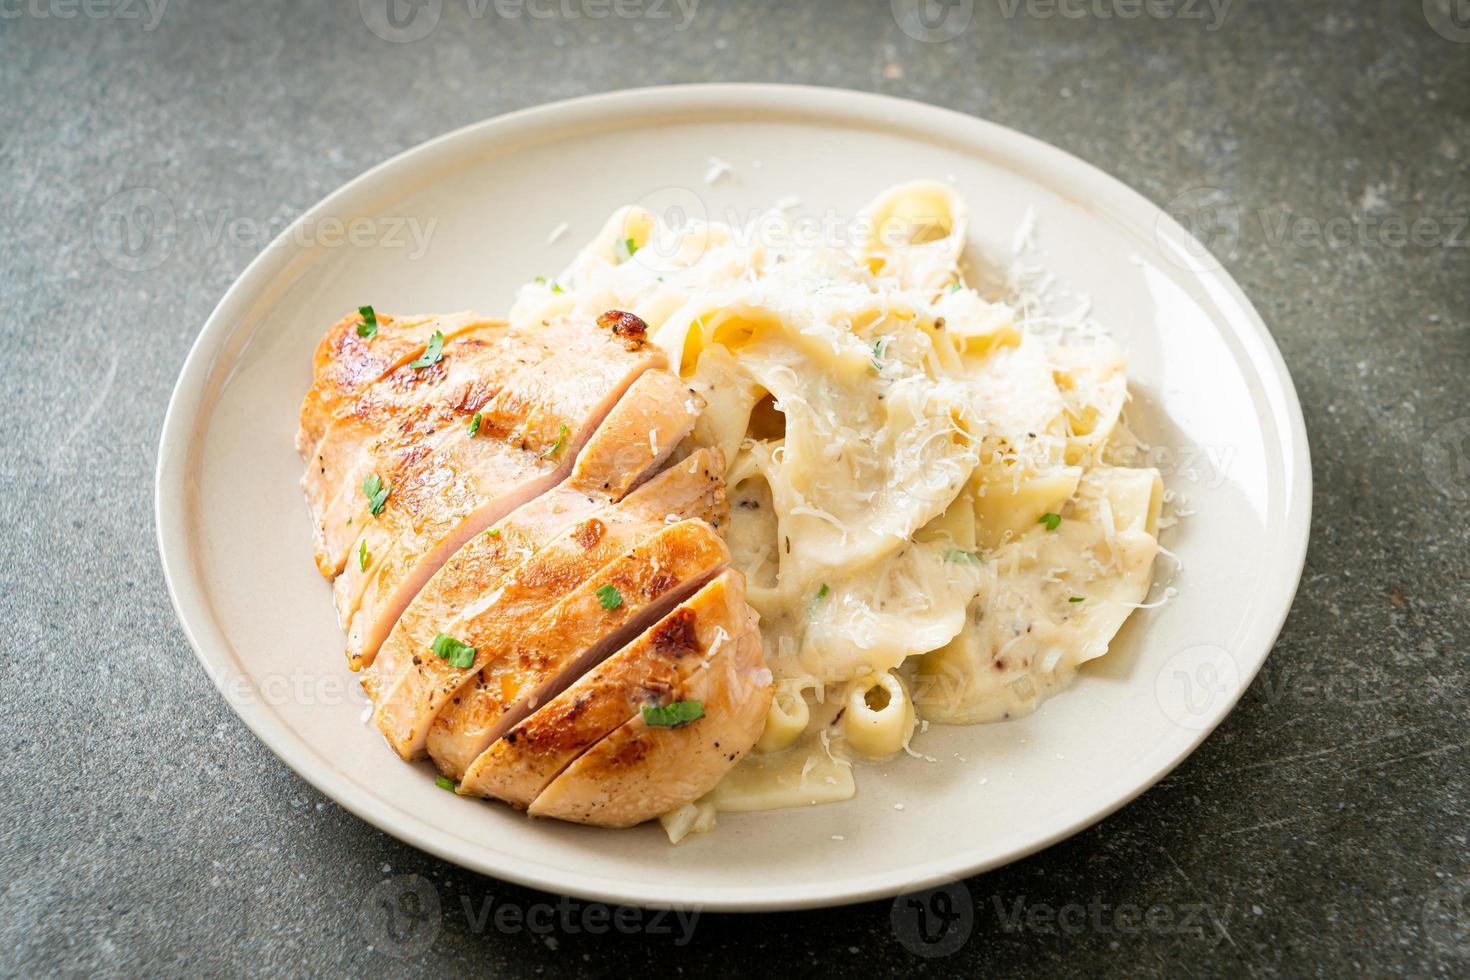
2;0;1467;975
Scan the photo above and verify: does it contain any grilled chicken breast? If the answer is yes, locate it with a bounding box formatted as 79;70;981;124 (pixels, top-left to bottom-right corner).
299;308;770;830
366;420;718;760
297;310;492;458
336;317;665;667
529;587;769;827
459;571;766;811
425;517;731;780
303;320;526;577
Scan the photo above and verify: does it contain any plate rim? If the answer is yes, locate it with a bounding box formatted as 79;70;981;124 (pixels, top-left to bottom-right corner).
155;82;1312;911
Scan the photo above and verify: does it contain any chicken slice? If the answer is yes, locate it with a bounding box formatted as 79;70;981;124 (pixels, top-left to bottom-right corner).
337;315;664;667
361;370;704;713
424;519;730;780
303;322;538;577
528;588;770;827
297;310;492;459
458;571;758;809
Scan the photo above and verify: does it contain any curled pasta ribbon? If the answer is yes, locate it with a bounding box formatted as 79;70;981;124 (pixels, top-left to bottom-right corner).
841;672;915;759
755;677;812;754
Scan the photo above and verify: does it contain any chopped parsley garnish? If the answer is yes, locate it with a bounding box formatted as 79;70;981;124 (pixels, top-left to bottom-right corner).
816;583;830;600
358;539;370;572
484;527;500;538
946;282;962;294
356;305;378;339
541;422;568;458
430;633;477;669
551;282;564;294
435;775;456;791
596;584;623;610
944;548;982;565
408;330;444;369
467;411;482;437
362;473;390;515
615;237;640;263
1039;512;1062;532
1068;596;1085;603
870;338;886;371
641;700;704;728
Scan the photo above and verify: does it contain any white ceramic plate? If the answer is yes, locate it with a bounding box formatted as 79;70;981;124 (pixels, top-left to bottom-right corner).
156;85;1310;911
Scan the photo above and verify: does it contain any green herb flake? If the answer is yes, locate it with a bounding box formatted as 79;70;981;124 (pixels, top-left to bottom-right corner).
816;583;830;600
534;276;547;285
541;422;568;458
870;338;886;371
615;237;640;263
356;305;378;339
362;473;390;516
641;700;704;728
944;548;982;565
1039;512;1062;532
467;411;482;437
484;527;501;538
358;539;370;572
435;775;456;791
596;584;623;611
946;282;962;294
408;330;445;369
1068;596;1086;603
430;633;477;669
550;282;564;294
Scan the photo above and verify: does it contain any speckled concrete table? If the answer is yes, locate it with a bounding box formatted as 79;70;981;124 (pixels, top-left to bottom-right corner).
3;0;1468;976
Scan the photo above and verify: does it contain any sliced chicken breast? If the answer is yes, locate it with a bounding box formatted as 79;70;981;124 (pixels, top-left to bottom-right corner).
361;372;705;713
457;571;755;808
372;457;725;760
425;519;730;780
297;310;492;458
528;594;769;827
303;322;536;577
336;316;664;667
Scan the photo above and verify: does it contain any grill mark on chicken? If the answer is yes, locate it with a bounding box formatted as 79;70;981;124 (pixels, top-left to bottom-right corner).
650;608;699;656
570;518;604;550
365;401;715;764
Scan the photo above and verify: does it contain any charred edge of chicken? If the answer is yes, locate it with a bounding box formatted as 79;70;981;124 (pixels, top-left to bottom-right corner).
597;310;648;350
